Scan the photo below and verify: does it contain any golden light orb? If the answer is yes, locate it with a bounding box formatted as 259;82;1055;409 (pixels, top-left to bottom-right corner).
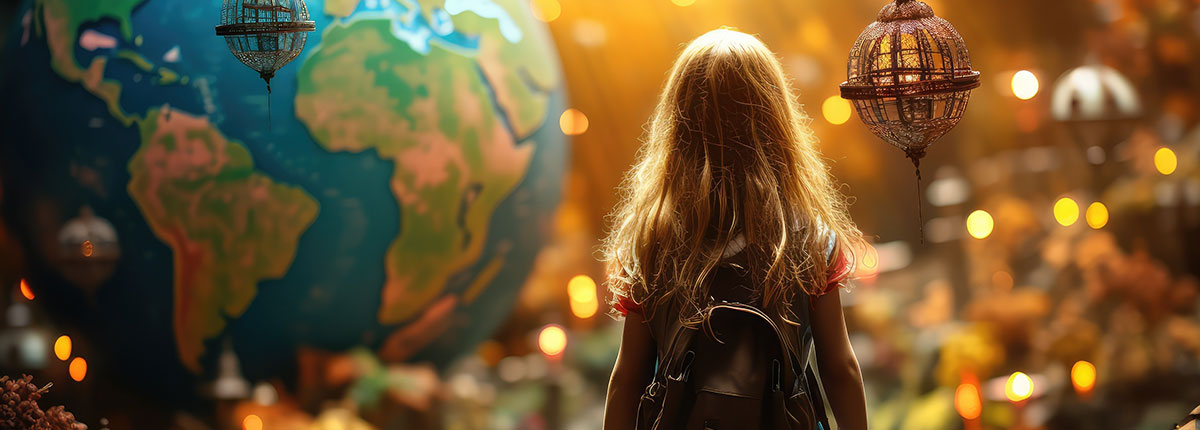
1053;197;1080;227
567;275;598;319
671;0;697;6
1085;202;1108;229
1011;70;1039;100
954;383;982;420
822;95;853;125
538;324;567;357
54;335;72;361
966;209;994;239
1155;147;1177;175
69;357;87;382
1071;360;1096;394
1005;371;1033;402
531;0;561;22
18;278;34;301
243;414;263;430
559;108;589;136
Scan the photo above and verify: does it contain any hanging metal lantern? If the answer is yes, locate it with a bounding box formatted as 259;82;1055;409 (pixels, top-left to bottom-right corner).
216;0;314;127
840;0;980;232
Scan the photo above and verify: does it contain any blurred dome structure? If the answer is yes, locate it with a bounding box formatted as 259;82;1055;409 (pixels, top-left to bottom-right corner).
1051;63;1142;188
55;206;120;291
1050;64;1141;123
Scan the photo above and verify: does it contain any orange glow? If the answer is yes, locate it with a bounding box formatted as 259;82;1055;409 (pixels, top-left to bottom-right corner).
68;357;87;382
1071;360;1096;394
1011;70;1039;100
1053;197;1079;227
54;335;72;361
1155;147;1177;175
559;108;589;136
567;275;599;319
19;279;34;300
852;243;879;278
531;0;561;22
1005;372;1033;402
570;298;598;319
822;96;853;125
243;414;263;430
538;324;567;357
966;210;994;239
1085;202;1108;229
992;270;1014;292
954;382;982;420
81;240;93;257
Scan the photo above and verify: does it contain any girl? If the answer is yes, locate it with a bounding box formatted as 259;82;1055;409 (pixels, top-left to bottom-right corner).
601;29;869;429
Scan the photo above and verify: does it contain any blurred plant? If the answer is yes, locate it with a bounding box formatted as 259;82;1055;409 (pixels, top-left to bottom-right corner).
936;324;1005;387
0;375;86;430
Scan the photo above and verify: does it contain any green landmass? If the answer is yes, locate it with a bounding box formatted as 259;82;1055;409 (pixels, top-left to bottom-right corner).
324;0;359;18
116;49;154;72
442;0;560;138
295;18;534;324
34;0;144;125
127;107;319;371
157;68;180;85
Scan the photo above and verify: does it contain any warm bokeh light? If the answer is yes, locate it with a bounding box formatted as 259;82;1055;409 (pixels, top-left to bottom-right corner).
570;297;598;319
1011;70;1039;100
992;270;1014;291
966;210;994;239
861;244;879;270
560;108;589;136
954;383;982;420
1006;372;1033;402
1053;197;1080;226
822;95;853;125
538;324;567;357
530;0;561;22
81;240;93;257
18;278;34;301
1071;360;1096;394
1155;147;1177;175
1085;202;1108;229
54;335;72;361
567;275;599;319
68;357;87;382
671;0;697;6
243;414;263;430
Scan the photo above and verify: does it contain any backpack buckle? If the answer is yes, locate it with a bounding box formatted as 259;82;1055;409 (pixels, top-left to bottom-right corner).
646;381;661;397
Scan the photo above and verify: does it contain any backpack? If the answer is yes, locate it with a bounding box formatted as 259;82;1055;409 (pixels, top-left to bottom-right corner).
634;265;830;430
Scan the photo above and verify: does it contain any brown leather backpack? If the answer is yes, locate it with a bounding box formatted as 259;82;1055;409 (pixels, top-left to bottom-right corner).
634;265;830;430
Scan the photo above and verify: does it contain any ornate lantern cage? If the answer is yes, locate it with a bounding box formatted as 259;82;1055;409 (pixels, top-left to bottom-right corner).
840;0;980;232
216;0;314;128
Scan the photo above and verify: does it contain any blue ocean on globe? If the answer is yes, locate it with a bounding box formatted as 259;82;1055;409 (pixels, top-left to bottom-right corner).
0;0;566;406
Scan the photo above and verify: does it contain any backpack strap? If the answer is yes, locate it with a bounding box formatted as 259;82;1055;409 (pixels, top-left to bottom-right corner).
705;302;801;384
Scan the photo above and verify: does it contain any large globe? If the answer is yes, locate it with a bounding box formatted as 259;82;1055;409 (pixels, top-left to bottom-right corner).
0;0;565;403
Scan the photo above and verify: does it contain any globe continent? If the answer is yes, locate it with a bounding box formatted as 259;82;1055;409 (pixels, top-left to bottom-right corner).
0;0;565;398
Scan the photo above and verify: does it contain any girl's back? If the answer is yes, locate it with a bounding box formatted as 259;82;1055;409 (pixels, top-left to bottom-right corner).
601;28;870;430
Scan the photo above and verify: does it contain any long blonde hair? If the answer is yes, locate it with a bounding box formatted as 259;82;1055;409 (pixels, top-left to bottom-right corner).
602;28;865;323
